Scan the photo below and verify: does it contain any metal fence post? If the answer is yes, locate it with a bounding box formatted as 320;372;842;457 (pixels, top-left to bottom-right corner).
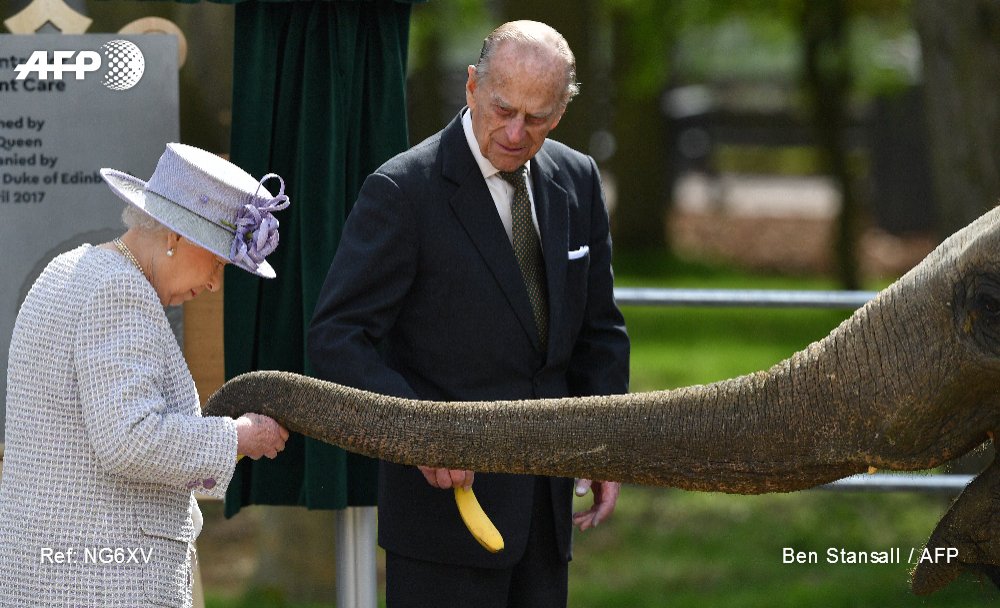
336;506;378;608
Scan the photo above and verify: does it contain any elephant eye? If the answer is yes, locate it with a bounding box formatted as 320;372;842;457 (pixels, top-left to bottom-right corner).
976;292;1000;318
979;295;993;310
955;272;1000;356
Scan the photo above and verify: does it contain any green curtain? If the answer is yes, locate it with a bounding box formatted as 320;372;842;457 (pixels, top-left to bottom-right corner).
222;0;416;516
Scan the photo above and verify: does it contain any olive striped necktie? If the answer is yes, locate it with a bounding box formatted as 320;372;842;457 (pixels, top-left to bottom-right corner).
499;166;548;350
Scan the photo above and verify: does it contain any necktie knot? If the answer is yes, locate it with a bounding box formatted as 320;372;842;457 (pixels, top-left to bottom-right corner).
498;167;527;188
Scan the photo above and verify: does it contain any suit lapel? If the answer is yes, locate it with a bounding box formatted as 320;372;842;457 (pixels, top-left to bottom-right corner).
531;147;568;359
441;113;542;349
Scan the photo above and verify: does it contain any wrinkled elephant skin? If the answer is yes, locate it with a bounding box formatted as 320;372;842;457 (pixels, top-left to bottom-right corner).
206;204;1000;595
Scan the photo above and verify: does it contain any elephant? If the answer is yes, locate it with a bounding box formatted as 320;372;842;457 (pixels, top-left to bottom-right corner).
204;203;1000;595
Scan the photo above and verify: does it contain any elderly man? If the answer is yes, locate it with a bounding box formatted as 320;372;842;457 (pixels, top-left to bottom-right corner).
308;20;630;608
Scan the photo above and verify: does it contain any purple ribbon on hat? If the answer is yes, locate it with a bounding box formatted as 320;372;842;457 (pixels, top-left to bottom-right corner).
230;173;290;268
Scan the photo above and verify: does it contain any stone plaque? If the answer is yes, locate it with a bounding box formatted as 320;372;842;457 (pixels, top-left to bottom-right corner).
0;34;179;439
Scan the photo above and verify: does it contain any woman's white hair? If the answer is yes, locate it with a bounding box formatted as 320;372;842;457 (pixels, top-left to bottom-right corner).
121;204;169;233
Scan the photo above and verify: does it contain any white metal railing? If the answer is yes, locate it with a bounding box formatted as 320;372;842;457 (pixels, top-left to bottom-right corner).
614;287;877;309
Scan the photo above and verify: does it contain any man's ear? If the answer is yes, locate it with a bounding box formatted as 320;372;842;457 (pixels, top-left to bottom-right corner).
549;105;567;131
465;65;478;106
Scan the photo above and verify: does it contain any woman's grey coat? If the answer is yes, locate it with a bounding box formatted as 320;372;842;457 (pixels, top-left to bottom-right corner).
0;245;237;607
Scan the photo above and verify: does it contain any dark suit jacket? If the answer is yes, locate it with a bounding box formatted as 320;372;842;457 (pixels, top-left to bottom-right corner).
308;110;629;569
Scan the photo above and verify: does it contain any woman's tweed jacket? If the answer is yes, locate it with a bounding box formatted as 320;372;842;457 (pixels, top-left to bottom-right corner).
0;245;238;607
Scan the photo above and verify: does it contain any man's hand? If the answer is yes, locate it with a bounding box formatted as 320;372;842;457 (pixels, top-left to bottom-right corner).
572;479;620;531
418;466;475;489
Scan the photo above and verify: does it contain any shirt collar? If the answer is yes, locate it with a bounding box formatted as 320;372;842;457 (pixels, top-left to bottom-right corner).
462;108;530;181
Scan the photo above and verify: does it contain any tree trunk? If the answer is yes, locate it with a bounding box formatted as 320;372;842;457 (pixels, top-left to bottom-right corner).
495;1;671;251
608;8;672;251
801;0;863;290
498;0;606;157
407;8;447;145
912;0;1000;237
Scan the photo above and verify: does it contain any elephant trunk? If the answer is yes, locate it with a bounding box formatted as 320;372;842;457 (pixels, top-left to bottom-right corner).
204;278;979;494
206;368;864;492
205;253;998;494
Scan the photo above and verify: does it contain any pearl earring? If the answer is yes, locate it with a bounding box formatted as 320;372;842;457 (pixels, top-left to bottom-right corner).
166;248;175;257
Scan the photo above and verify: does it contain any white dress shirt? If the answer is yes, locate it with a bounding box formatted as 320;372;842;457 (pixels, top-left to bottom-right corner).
462;109;542;244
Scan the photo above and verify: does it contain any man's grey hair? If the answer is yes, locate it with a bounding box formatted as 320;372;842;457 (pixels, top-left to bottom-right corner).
474;21;580;106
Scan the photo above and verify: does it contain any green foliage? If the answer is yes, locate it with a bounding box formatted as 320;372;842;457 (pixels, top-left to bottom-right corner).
600;0;916;97
407;0;494;71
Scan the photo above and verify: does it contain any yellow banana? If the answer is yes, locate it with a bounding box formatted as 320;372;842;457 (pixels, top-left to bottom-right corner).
454;486;505;553
237;456;505;553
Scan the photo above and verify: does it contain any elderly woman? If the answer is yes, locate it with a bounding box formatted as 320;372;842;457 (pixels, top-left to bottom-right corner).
0;143;290;607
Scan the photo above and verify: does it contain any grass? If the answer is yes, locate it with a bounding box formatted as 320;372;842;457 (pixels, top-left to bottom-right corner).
623;299;852;392
568;488;997;607
206;251;999;606
207;594;335;608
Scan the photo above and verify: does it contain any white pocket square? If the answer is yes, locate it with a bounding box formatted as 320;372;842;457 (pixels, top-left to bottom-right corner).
567;245;590;260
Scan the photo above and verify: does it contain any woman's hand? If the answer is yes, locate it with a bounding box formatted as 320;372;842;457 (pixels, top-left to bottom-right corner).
235;413;289;460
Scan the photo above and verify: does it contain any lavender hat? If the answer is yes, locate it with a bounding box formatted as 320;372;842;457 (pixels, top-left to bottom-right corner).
100;143;290;279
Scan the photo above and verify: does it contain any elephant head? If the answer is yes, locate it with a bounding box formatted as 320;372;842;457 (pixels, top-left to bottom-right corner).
204;204;1000;595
